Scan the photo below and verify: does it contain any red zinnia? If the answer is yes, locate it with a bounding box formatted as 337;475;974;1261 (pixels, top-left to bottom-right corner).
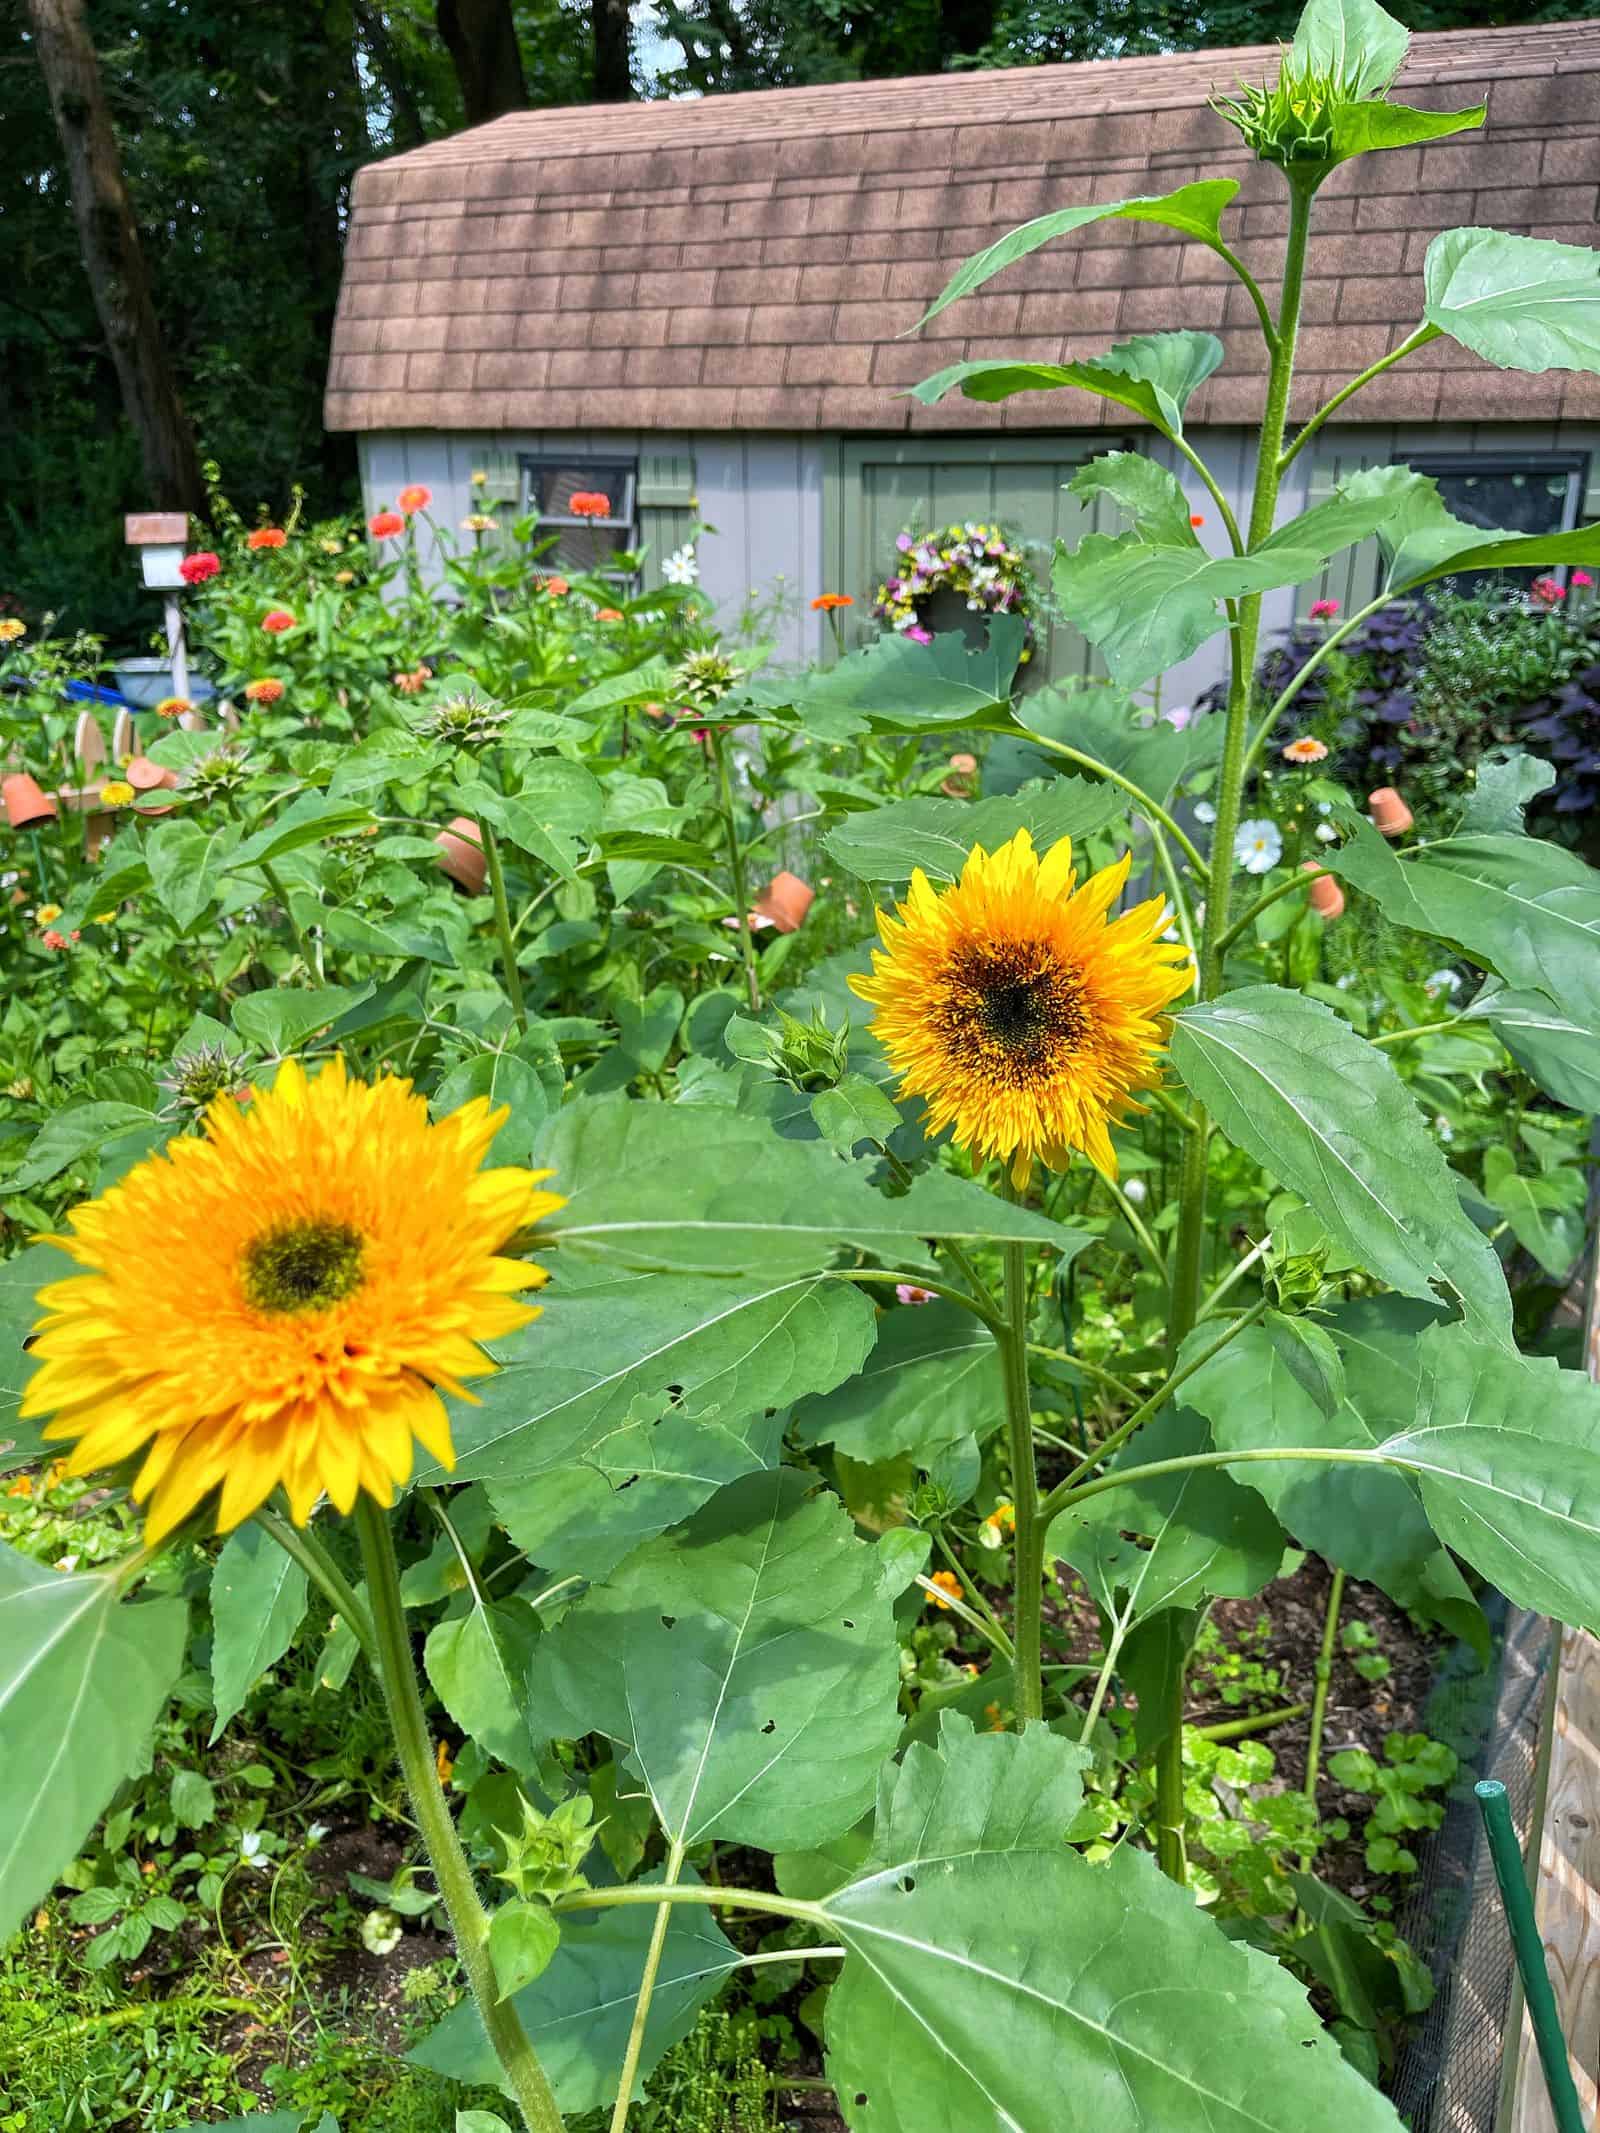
261;608;296;635
811;593;854;612
247;528;286;551
244;678;285;705
178;552;220;586
397;484;432;514
369;510;406;539
569;491;611;519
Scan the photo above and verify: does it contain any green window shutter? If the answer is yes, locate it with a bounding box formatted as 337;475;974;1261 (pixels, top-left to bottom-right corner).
1291;441;1382;621
638;449;696;591
1581;454;1600;528
474;452;522;508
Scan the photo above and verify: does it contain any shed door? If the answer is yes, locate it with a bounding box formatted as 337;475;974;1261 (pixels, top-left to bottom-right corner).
831;436;1127;686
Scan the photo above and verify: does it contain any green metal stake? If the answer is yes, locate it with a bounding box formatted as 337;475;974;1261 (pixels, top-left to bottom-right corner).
1475;1778;1589;2133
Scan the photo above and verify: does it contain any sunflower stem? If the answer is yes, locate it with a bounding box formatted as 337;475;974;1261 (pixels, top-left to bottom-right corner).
480;821;529;1037
708;725;762;1014
258;859;317;975
254;1503;377;1666
997;1171;1044;1728
353;1496;565;2133
608;1837;685;2133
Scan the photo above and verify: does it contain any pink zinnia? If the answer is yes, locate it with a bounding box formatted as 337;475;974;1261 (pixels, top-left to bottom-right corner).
178;552;220;586
1529;577;1565;605
1572;570;1594;588
895;1283;936;1306
1308;598;1340;620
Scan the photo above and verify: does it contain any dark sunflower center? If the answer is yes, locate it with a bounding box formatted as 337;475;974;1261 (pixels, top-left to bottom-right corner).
242;1219;366;1315
935;942;1088;1087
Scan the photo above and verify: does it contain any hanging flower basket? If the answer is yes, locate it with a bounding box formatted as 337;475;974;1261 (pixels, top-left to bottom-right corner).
872;521;1038;662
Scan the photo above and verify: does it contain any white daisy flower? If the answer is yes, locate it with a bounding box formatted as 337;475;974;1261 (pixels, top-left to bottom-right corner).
1234;818;1283;874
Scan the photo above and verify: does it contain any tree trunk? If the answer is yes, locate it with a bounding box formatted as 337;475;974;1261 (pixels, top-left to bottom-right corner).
24;0;206;514
436;0;528;126
592;0;632;101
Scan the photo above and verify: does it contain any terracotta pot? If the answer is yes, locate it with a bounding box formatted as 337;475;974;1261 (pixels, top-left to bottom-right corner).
1368;786;1414;837
125;755;179;817
1302;860;1345;920
3;774;58;829
752;870;814;934
435;816;487;895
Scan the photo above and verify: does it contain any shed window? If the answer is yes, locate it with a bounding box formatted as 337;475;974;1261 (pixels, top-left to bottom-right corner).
1396;451;1589;592
521;457;638;581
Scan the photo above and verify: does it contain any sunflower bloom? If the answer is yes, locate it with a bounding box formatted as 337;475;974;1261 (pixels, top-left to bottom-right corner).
850;830;1191;1185
21;1058;562;1544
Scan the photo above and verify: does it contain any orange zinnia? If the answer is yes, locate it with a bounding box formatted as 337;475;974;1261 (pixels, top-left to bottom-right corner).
811;593;854;612
369;510;405;539
397;484;432;514
569;491;611;519
261;609;296;635
244;679;285;705
1281;737;1328;764
247;528;287;551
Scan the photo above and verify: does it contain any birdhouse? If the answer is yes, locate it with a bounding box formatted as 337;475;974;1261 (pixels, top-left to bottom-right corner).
124;512;190;590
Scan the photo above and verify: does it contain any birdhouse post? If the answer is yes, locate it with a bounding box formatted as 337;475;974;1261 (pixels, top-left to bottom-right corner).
123;512;202;728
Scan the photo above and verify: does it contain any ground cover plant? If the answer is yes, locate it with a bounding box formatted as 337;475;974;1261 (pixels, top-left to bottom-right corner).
5;2;1600;2126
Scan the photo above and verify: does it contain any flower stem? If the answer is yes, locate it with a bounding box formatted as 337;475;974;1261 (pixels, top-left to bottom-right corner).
608;1838;685;2133
1194;1701;1309;1744
258;860;317;974
480;820;529;1036
1298;1567;1345;1871
353;1496;564;2133
998;1179;1044;1727
253;1502;376;1665
708;725;761;1013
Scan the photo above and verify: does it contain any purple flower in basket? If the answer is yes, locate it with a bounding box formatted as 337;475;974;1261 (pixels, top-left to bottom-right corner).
906;624;933;645
896;533;913;552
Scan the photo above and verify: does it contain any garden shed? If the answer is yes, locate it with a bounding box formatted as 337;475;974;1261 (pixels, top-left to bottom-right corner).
326;19;1600;696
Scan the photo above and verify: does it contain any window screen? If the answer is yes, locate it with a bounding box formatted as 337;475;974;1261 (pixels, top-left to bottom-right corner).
1397;452;1588;593
521;457;638;581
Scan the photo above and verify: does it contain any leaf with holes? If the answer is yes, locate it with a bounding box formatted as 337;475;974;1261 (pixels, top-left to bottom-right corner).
529;1468;902;1850
794;1302;1002;1469
1070;452;1204;548
819;1723;1399;2133
1171;985;1511;1342
0;1546;186;1940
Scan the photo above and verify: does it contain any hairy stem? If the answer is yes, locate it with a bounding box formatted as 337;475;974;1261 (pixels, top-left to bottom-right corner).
480;820;529;1036
1299;1567;1345;1870
354;1497;564;2133
999;1197;1044;1726
254;1503;377;1665
609;1838;686;2133
1194;1701;1309;1744
709;725;761;1012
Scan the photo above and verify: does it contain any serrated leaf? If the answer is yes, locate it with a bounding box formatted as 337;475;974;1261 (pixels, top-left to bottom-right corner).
995;683;1223;803
1069;452;1203;547
821;1732;1399;2133
410;1877;738;2112
822;781;1124;886
1053;1408;1284;1623
1465;986;1600;1114
0;1548;186;1939
1290;0;1408;96
912;330;1223;440
918;182;1240;327
1;1243;65;1471
231;986;363;1052
795;1302;1001;1468
8;1103;163;1192
530;1469;902;1849
145;818;238;933
1327;823;1600;1025
1424;225;1600;375
1171;985;1511;1341
226;792;375;871
169;1768;217;1830
861;1714;1089;1873
536;1096;1086;1278
320;908;456;964
1460;747;1558;833
810;1074;903;1156
422;1266;875;1492
734;620;1027;742
425;1597;542;1775
209;1522;309;1741
1327;99;1484;161
464;764;604;883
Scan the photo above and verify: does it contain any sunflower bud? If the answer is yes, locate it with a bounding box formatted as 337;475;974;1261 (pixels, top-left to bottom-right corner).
726;1006;850;1092
185;745;251;805
165;1042;251;1113
1213;57;1346;168
671;649;742;708
418;690;513;751
492;1791;597;1902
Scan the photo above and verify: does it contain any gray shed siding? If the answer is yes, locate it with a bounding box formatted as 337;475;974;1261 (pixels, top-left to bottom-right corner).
358;419;1600;708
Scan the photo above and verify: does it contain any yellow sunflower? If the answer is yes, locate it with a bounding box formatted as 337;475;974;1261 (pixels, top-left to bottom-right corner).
21;1057;562;1542
849;829;1192;1185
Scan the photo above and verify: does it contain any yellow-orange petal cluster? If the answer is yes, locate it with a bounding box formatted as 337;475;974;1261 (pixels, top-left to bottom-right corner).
21;1057;562;1543
849;829;1192;1186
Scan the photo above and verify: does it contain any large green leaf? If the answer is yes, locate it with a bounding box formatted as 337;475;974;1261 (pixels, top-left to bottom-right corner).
0;1243;58;1472
209;1522;308;1742
1459;747;1558;834
823;781;1123;886
422;1266;874;1491
425;1596;543;1775
1179;1306;1486;1651
225;792;375;872
7;1102;164;1192
994;683;1224;802
911;331;1223;441
0;1547;186;1938
860;1713;1088;1873
1327;99;1484;162
1327;824;1600;1025
145;818;237;933
918;182;1240;327
1465;986;1600;1114
736;620;1027;742
794;1302;1002;1467
410;1876;738;2112
1291;0;1407;95
488;1406;784;1582
464;763;605;884
536;1097;1085;1278
529;1469;903;1849
1171;986;1511;1341
1424;226;1600;376
1068;452;1204;548
821;1729;1399;2133
1053;1408;1284;1623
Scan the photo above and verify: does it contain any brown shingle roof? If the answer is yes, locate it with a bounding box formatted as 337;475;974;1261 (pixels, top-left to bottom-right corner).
326;22;1600;436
